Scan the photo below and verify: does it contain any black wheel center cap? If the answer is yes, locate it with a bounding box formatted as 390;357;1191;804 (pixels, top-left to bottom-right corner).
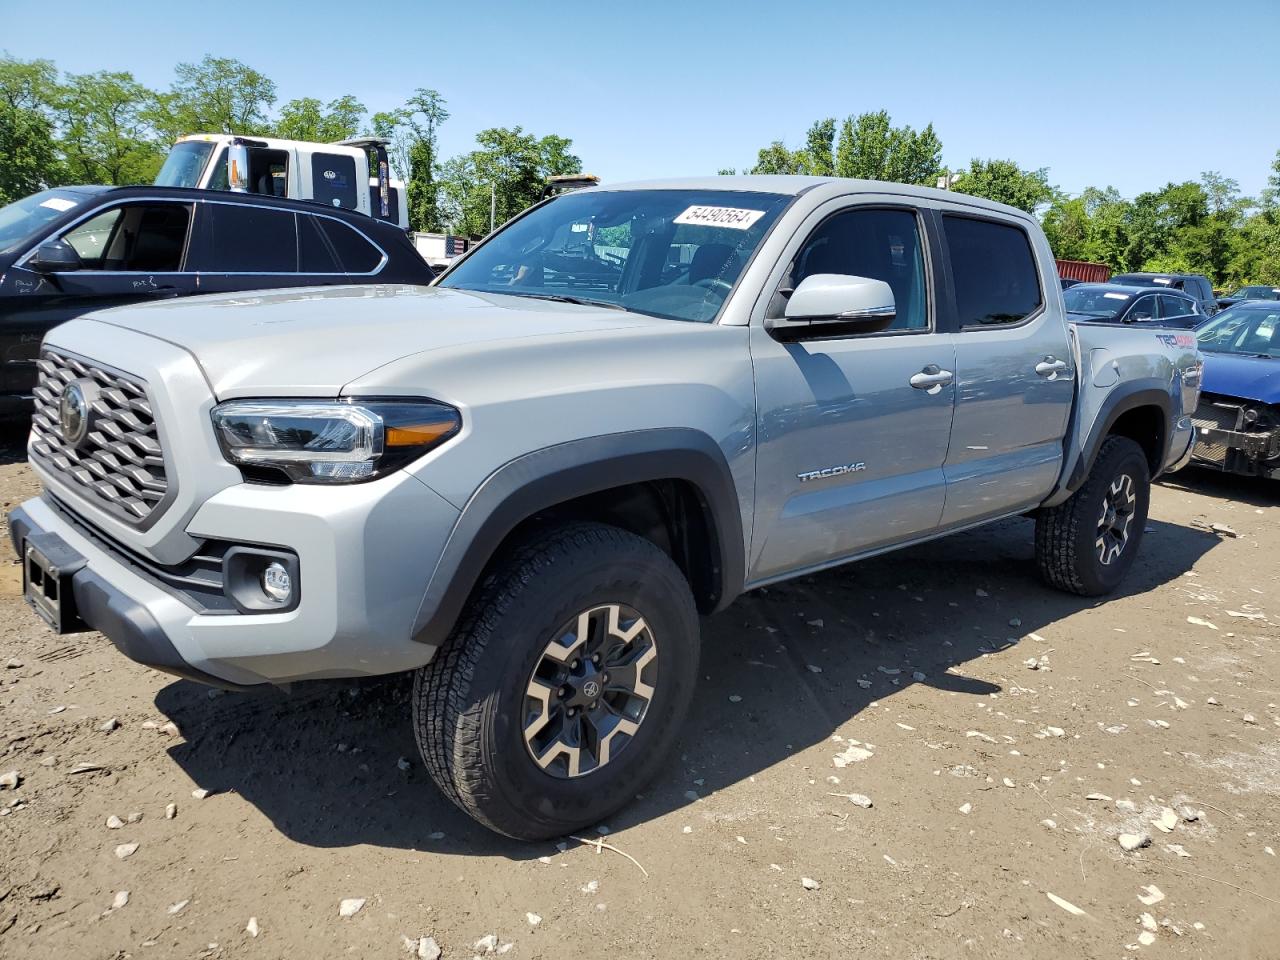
565;662;605;709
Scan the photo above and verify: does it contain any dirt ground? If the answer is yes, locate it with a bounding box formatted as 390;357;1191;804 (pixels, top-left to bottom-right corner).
1;426;1278;960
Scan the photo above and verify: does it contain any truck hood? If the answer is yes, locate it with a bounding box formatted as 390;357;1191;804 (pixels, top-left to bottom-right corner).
83;284;664;398
1201;351;1280;404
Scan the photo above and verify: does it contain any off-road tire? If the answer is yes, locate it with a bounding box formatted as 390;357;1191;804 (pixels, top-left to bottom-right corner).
413;521;700;840
1035;435;1151;596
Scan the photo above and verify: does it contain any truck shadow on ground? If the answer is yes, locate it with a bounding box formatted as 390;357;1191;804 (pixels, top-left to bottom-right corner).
154;513;1219;857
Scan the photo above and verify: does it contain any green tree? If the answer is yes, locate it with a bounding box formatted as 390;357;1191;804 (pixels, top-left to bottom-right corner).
57;70;163;184
803;118;836;177
0;102;61;202
275;95;366;142
749;140;806;175
951;158;1054;213
834;110;942;185
439;126;582;236
0;55;63;199
370;88;449;232
149;55;276;141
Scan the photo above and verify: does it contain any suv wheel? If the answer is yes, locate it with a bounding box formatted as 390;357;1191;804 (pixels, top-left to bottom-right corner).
1035;435;1151;596
413;522;700;840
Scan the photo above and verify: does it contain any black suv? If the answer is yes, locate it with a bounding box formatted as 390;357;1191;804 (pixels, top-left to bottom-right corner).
0;185;434;414
1109;272;1218;318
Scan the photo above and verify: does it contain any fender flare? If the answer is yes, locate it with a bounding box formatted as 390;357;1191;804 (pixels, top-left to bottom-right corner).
410;428;746;648
1065;381;1173;493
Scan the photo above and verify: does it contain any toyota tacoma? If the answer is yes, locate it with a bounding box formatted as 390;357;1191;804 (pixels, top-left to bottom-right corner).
8;177;1202;839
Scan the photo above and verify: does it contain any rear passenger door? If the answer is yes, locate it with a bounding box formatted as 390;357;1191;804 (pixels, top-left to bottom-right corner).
936;211;1074;527
749;198;956;581
186;202;387;293
1158;294;1199;329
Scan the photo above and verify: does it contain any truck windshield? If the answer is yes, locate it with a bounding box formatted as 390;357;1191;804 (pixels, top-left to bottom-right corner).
1064;286;1131;318
439;189;791;323
0;189;86;255
154;140;216;188
1197;306;1280;357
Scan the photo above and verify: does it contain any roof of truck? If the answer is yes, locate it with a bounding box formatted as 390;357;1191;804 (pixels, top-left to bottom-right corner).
585;175;1035;218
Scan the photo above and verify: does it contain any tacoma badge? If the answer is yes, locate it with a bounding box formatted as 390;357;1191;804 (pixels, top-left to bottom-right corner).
797;462;867;483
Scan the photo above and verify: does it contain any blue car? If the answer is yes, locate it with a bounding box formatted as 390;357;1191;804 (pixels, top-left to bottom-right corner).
1191;301;1280;478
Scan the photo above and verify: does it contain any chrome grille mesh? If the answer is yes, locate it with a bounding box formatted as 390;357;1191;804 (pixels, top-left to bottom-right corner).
30;350;169;524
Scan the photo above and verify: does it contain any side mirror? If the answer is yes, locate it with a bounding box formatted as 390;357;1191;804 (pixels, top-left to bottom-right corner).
27;239;83;273
765;274;896;342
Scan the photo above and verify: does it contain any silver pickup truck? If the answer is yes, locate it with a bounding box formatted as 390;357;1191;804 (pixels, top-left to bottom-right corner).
8;177;1201;839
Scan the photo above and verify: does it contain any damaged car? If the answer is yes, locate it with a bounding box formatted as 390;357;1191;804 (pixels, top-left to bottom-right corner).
1190;301;1280;478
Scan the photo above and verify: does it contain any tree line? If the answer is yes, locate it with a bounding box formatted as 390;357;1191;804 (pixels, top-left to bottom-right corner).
726;111;1280;287
3;56;1277;284
0;54;582;236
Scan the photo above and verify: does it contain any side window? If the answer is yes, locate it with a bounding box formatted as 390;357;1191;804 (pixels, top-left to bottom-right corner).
195;204;298;273
62;209;122;267
311;154;359;210
943;215;1042;327
298;215;342;273
1128;296;1157;321
1159;294;1189;318
779;207;929;331
62;204;191;272
206;149;229;191
319;219;383;273
247;148;289;197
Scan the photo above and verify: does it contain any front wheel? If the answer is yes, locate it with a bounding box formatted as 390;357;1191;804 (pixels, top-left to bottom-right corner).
413;522;700;840
1035;435;1151;596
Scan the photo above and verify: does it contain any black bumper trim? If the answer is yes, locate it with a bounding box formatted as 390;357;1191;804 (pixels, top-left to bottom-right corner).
8;504;254;691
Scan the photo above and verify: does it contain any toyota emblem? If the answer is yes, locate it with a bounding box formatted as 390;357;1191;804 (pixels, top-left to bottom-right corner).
58;379;97;449
581;680;600;699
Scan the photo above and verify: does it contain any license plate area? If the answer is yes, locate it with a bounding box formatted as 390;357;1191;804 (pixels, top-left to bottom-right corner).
23;533;88;634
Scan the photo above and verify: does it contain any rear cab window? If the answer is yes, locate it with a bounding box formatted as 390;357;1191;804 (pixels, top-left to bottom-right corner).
943;215;1042;327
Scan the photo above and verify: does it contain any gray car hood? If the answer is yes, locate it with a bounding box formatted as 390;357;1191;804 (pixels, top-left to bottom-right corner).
85;284;661;398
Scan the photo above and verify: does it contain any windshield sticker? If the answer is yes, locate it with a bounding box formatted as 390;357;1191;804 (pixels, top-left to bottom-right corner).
39;197;77;212
1103;292;1130;300
673;205;766;230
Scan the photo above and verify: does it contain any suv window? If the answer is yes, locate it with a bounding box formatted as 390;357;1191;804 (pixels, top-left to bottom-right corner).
61;203;191;271
1160;294;1193;318
1128;296;1157;321
780;207;929;331
198;204;298;273
298;214;341;273
943;216;1041;327
319;219;383;273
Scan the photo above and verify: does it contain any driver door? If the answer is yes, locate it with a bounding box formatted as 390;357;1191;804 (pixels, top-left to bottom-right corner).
748;199;956;582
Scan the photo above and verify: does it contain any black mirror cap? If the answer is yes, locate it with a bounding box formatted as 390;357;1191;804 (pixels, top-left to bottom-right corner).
28;239;83;273
764;311;896;343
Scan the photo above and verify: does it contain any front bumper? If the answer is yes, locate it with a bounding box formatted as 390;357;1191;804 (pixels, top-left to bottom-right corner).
1191;422;1280;478
8;471;460;687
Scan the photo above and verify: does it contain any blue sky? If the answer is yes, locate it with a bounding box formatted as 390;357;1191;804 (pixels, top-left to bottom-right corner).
3;0;1277;199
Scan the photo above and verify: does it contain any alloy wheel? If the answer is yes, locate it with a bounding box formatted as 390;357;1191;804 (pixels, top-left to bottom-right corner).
522;603;658;778
1096;473;1136;566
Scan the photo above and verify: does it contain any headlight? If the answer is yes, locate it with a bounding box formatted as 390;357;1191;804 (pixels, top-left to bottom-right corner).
211;398;461;483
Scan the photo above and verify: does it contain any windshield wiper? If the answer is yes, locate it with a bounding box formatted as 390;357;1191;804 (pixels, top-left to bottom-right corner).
501;291;629;311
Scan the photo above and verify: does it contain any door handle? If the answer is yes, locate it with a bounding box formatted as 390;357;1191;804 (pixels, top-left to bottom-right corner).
1035;357;1069;378
909;365;954;394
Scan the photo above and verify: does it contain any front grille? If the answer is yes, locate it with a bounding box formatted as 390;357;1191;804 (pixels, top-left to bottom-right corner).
1191;400;1243;433
30;350;170;525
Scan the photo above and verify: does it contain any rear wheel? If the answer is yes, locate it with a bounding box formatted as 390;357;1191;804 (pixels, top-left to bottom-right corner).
1035;435;1151;596
414;522;700;840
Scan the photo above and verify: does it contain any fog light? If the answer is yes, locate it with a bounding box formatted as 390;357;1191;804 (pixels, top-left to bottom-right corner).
261;562;293;603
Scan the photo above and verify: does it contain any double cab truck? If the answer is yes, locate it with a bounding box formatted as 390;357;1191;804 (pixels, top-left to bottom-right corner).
9;177;1202;839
